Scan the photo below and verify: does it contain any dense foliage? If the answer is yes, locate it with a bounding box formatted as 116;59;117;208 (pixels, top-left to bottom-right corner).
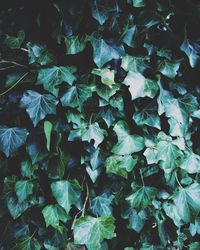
0;0;200;249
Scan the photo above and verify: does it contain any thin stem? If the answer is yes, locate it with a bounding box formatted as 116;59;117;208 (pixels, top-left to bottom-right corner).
0;72;29;96
82;183;89;216
0;65;17;71
0;60;28;69
140;169;145;186
175;172;183;188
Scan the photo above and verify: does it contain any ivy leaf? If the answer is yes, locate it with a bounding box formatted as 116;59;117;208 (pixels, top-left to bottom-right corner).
61;85;92;108
51;180;82;213
15;180;33;203
42;204;69;228
92;68;115;86
106;154;138;178
91;0;109;25
130;0;146;7
20;90;58;126
90;193;114;216
141;244;162;250
126;186;157;211
37;66;76;96
12;236;41;250
173;183;200;223
91;37;124;67
5;30;25;49
7;196;30;219
26;42;54;66
180;152;200;174
73;216;115;250
180;40;200;68
121;54;149;73
82;122;107;148
44;121;53;151
157;59;181;79
112;120;144;155
123;72;158;100
0;126;28;157
65;35;88;55
133;103;161;129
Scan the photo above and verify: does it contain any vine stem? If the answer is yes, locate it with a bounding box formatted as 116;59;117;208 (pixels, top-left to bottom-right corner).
0;72;29;96
0;60;28;69
175;172;183;188
140;169;145;186
81;183;89;216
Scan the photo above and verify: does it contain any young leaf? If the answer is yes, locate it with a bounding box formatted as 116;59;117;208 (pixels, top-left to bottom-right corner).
15;180;33;203
180;40;200;68
44;121;53;151
12;236;41;250
5;30;25;49
91;193;113;216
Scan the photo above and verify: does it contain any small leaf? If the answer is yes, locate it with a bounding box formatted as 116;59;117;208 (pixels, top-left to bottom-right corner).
180;40;200;68
91;193;113;216
180;152;200;174
12;236;41;250
5;30;25;49
157;59;181;79
42;204;69;228
15;180;33;203
0;126;28;157
20;90;58;126
44;121;53;151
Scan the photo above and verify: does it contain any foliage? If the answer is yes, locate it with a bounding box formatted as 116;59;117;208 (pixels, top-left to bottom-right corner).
0;0;200;249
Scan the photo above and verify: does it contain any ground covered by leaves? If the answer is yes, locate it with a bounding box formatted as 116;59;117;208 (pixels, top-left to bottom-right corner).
0;0;200;249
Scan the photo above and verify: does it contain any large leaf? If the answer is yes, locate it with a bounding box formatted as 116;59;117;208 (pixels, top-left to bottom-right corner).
112;120;144;155
20;90;58;126
51;180;82;213
91;37;124;67
123;72;159;100
126;186;157;210
173;183;200;223
180;152;200;174
0;126;28;157
73;216;115;250
37;66;76;96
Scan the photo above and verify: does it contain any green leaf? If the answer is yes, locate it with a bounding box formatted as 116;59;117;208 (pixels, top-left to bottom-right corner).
141;244;162;250
112;120;144;155
44;121;53;151
20;160;38;178
65;35;88;55
5;30;25;49
180;152;200;174
82;122;107;148
26;42;54;66
7;196;30;219
123;72;159;100
173;183;200;223
180;40;200;68
106;154;138;178
91;193;113;216
157;59;181;79
20;90;58;126
73;216;115;250
133;103;161;129
92;68;115;86
61;85;92;108
126;186;157;210
91;36;124;67
37;66;76;96
91;0;109;25
51;180;82;213
129;0;146;7
121;54;149;73
42;204;69;228
0;126;28;157
189;242;200;250
13;236;41;250
15;180;33;203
